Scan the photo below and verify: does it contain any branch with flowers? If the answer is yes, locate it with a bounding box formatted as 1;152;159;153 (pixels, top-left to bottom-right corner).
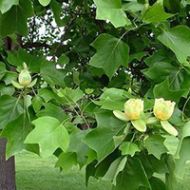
113;98;178;136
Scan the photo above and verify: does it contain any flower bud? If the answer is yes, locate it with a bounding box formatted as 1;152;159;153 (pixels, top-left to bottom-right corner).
124;99;144;120
18;68;32;87
153;98;175;121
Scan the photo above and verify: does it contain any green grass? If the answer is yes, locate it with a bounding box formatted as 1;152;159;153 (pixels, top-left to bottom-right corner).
16;152;112;190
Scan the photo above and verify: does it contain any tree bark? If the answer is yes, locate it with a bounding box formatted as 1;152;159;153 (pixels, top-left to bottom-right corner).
0;138;16;190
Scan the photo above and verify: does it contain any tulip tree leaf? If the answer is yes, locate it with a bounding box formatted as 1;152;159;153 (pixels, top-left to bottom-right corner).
158;25;190;63
83;127;122;161
114;158;151;190
153;79;189;102
0;0;19;14
56;152;77;171
57;87;84;105
144;135;168;159
89;34;129;80
68;130;90;167
36;103;69;122
51;0;65;26
95;88;131;110
40;61;66;87
175;137;190;179
181;121;190;139
0;0;33;36
0;115;33;158
94;110;126;129
93;0;130;28
103;156;127;185
7;49;43;72
25;116;70;157
164;135;179;155
0;95;23;129
119;142;140;156
143;61;176;83
142;2;173;23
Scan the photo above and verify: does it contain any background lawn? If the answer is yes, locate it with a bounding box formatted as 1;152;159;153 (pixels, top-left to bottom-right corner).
16;152;112;190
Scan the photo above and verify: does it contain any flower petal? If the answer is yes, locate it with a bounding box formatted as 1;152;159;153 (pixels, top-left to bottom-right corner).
11;81;24;89
113;110;128;121
160;121;178;136
131;119;146;132
27;78;37;88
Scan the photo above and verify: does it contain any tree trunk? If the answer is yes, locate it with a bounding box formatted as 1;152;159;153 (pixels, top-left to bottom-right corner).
0;138;16;190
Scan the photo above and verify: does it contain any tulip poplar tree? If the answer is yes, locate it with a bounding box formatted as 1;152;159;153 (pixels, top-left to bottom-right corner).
1;0;190;189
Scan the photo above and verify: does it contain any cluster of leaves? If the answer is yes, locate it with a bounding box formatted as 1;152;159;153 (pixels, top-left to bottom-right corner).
1;0;190;189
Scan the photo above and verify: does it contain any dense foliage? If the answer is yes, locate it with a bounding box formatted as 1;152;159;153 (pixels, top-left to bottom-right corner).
1;0;190;189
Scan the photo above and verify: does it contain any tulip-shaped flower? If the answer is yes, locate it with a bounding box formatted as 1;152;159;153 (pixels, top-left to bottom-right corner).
113;99;146;132
153;98;178;136
12;63;37;89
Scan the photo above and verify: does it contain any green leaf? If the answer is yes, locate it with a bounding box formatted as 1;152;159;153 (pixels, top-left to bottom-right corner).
142;2;173;23
93;0;130;28
161;121;178;136
7;49;43;72
25;116;70;157
57;54;70;65
103;157;127;185
68;130;91;167
56;152;77;171
0;62;6;80
37;103;69;122
40;61;66;87
0;85;15;96
0;0;33;36
131;119;147;132
175;137;190;181
32;96;43;113
89;34;129;79
150;177;166;190
181;121;190;139
0;95;23;129
3;72;17;85
83;127;122;161
153;79;189;102
0;0;19;14
168;68;190;92
94;110;126;129
143;61;176;83
158;25;190;63
0;115;32;158
114;158;151;190
51;0;65;26
144;135;168;159
95;88;130;110
119;142;140;156
57;87;84;105
38;88;61;103
122;0;144;12
164;135;179;155
38;0;51;7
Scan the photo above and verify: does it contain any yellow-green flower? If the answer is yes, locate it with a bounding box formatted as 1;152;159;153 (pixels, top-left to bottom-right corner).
153;98;178;136
113;99;146;132
11;63;37;89
153;98;175;121
18;68;32;87
124;99;144;120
